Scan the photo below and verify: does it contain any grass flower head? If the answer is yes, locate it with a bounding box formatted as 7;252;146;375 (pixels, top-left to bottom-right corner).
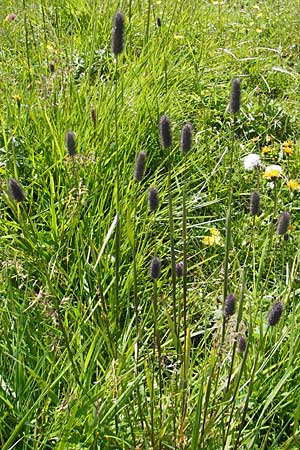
150;257;161;279
8;178;25;202
267;301;284;326
111;11;125;56
229;78;241;114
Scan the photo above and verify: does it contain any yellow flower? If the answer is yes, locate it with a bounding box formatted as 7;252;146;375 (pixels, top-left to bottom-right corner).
12;94;21;102
283;140;292;147
287;179;300;191
263;164;282;179
203;228;221;246
283;146;293;155
262;145;272;154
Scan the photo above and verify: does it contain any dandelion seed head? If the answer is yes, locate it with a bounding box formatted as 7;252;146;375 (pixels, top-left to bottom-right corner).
243;153;261;171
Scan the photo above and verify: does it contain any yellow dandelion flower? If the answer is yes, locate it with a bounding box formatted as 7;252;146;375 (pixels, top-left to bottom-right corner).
210;227;220;237
12;94;21;102
287;179;300;191
283;140;292;147
262;145;272;154
203;228;221;246
283;146;293;155
263;164;282;179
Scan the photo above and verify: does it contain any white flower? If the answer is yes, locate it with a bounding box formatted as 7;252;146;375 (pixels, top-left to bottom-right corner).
263;164;282;179
243;153;261;171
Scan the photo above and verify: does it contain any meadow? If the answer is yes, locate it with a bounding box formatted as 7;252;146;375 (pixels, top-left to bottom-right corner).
1;0;300;448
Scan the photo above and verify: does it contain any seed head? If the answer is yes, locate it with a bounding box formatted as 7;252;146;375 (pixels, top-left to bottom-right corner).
65;131;77;156
237;335;246;353
180;123;193;154
148;187;159;212
159;115;172;149
111;11;125;56
250;190;260;216
229;78;241;114
49;63;55;74
150;256;161;279
156;17;161;27
224;293;236;317
267;301;284;326
134;151;147;182
176;262;184;278
8;178;25;202
277;212;290;236
91;108;97;127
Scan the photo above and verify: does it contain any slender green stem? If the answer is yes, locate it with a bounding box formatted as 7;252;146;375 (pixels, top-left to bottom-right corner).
114;57;121;329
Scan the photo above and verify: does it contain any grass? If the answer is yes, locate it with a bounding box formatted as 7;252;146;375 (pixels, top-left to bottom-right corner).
1;0;300;448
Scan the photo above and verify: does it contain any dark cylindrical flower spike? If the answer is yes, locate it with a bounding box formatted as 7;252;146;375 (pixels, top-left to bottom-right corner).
237;335;246;353
277;212;290;236
159;115;172;149
8;178;25;202
49;62;55;74
180;123;193;154
134;151;147;181
224;293;236;317
150;256;161;279
156;17;161;27
176;262;184;278
65;131;77;156
91;108;96;127
111;10;125;56
250;190;260;216
148;187;159;212
229;78;241;114
267;301;284;326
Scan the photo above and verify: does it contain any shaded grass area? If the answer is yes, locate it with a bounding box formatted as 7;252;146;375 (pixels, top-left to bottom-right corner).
0;0;300;449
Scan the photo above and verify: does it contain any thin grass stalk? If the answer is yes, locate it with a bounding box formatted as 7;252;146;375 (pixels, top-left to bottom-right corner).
221;119;235;347
233;331;268;450
145;0;151;45
152;278;162;449
22;0;32;82
180;153;188;434
132;182;146;435
225;262;247;392
114;57;121;330
223;338;249;448
198;347;217;448
167;164;177;344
